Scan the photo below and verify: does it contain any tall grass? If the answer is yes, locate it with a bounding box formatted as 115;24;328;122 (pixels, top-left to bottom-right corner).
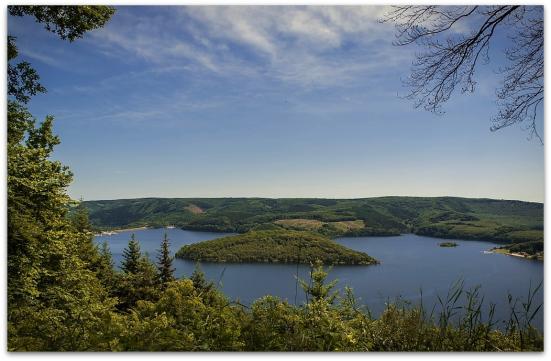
251;262;545;351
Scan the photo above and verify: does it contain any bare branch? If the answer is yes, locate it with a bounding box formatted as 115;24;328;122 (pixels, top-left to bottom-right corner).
381;5;543;142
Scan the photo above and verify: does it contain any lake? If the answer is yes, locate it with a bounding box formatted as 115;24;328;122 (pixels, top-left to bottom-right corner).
95;228;543;330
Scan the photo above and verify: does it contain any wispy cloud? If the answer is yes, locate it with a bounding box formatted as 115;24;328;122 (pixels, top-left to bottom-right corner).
18;48;61;67
86;6;408;88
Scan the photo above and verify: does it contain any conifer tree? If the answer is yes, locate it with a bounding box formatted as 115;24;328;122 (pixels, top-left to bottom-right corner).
70;199;100;268
121;234;141;274
71;198;92;232
116;253;161;310
157;233;175;286
7;6;119;350
97;241;117;290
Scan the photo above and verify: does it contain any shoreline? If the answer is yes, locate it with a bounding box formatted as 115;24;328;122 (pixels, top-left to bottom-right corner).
94;226;150;236
94;225;179;236
488;247;543;261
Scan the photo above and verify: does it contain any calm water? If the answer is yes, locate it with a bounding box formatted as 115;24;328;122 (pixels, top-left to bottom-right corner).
95;228;543;330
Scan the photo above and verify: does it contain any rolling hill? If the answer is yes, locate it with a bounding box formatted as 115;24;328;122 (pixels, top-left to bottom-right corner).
82;196;543;248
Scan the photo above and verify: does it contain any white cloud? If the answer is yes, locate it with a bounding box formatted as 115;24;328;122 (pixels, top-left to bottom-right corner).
185;6;389;51
86;5;408;88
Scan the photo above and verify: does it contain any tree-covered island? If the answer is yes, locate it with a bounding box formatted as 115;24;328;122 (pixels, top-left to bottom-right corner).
175;230;378;265
439;242;458;247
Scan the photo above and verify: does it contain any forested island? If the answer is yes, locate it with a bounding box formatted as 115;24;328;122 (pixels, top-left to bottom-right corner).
175;230;378;265
83;196;544;257
439;242;458;248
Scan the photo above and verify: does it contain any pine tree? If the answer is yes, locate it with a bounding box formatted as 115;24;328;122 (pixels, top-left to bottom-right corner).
7;6;118;350
97;241;117;290
121;234;141;274
136;255;161;299
157;233;175;286
71;198;92;232
116;253;160;310
70;199;100;268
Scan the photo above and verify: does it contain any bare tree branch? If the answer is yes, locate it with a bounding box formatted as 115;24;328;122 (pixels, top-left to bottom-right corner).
381;5;543;143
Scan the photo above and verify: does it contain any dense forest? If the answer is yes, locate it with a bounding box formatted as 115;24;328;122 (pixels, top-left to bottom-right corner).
83;196;544;256
6;6;543;351
175;230;378;265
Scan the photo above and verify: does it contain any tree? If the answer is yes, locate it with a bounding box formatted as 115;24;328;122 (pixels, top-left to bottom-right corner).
190;262;213;292
7;5;117;350
116;254;161;311
9;6;115;41
8;5;114;104
118;236;162;309
121;234;141;274
70;199;100;268
7;101;72;305
70;198;92;232
381;6;543;142
7;35;46;104
157;233;175;286
300;260;338;304
6;102;120;350
97;241;118;291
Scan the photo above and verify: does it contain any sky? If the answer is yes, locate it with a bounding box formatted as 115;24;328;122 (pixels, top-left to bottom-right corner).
8;5;545;202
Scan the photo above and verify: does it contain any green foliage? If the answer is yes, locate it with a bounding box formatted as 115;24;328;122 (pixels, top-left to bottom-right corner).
70;199;92;232
157;233;175;286
495;241;543;260
7;99;117;350
9;5;115;41
8;60;46;104
242;265;544;351
70;200;102;269
116;256;160;311
7;100;73;305
300;260;338;304
190;263;214;292
504;240;543;255
439;242;458;247
97;241;118;291
83;197;543;258
121;234;141;274
116;236;161;310
117;279;246;351
176;230;378;265
8;34;45;104
7;5;119;350
8;5;114;103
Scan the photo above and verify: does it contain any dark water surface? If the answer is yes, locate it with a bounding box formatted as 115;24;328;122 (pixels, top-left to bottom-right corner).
95;228;543;330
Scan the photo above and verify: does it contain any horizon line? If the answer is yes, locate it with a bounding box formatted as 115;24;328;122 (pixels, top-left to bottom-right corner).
81;195;544;204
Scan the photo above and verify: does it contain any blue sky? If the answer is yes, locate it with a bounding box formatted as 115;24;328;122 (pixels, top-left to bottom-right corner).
8;6;544;202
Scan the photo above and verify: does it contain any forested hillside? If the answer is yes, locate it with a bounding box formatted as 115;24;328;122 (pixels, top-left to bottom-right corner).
83;197;543;246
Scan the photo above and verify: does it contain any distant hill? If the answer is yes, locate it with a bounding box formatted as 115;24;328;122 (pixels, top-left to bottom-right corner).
175;230;378;265
83;196;543;246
